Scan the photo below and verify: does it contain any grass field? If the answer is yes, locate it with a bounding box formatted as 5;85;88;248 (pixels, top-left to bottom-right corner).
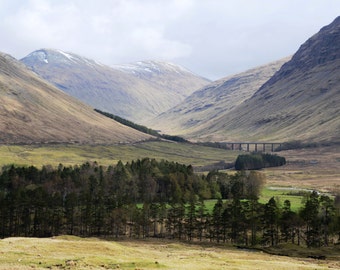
200;187;306;213
0;141;239;168
1;236;339;270
259;187;307;212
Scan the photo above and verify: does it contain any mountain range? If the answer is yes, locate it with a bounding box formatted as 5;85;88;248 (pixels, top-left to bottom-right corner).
1;16;339;145
148;57;290;138
21;50;209;124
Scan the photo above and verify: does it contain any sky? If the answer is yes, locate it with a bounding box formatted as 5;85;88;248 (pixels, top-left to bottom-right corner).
0;0;339;80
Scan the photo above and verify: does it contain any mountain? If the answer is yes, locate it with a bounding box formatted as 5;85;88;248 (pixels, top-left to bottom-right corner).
21;49;210;124
0;52;152;144
148;57;290;137
182;16;340;143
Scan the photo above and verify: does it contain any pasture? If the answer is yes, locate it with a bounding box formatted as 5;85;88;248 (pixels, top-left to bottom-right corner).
1;236;339;270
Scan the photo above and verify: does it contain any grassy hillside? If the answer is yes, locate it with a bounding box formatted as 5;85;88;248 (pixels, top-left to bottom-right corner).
0;236;339;270
0;52;152;144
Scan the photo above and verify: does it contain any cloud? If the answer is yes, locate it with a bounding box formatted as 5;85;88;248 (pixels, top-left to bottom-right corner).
0;0;339;79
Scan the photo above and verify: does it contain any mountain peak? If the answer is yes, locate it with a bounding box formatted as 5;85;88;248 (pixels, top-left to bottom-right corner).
260;16;340;89
22;49;105;68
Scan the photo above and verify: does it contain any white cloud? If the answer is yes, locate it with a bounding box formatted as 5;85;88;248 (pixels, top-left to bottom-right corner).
0;0;339;79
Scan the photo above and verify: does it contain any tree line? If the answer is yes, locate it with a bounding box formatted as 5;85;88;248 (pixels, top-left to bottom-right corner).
0;160;339;248
94;109;188;142
235;153;286;170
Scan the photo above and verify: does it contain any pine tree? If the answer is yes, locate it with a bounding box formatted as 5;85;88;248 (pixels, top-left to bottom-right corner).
263;197;280;246
300;191;321;247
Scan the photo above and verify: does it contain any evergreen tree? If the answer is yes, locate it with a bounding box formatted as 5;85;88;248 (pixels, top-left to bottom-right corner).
211;198;224;242
263;197;280;246
300;191;321;247
280;200;301;244
319;195;336;246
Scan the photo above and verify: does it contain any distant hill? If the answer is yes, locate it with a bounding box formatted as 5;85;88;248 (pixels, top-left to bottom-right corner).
149;57;290;137
0;52;152;144
196;16;340;143
21;49;210;124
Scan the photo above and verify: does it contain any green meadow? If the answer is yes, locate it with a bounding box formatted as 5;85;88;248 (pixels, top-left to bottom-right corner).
198;187;306;213
259;187;307;212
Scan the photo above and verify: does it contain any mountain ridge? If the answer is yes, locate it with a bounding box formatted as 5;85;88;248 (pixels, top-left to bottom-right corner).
21;49;210;124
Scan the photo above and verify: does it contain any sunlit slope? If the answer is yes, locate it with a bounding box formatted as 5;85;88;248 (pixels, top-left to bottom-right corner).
0;53;152;144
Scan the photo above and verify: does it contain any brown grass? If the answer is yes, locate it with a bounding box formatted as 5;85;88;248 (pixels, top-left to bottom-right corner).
264;145;340;193
0;236;339;270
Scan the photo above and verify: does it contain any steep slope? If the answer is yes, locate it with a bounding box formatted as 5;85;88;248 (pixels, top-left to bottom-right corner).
149;57;290;136
194;16;340;143
0;52;152;144
21;50;210;124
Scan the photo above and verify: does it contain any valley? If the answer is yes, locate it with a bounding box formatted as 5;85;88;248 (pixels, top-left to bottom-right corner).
0;14;339;270
1;142;338;193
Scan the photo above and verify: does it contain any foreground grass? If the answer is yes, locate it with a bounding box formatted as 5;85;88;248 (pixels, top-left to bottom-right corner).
0;141;238;168
0;236;339;270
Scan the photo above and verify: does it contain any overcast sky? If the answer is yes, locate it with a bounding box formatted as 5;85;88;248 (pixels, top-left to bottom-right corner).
0;0;339;80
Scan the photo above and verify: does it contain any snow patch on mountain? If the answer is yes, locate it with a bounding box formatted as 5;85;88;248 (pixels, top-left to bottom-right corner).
112;60;194;76
26;50;49;64
57;50;76;62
